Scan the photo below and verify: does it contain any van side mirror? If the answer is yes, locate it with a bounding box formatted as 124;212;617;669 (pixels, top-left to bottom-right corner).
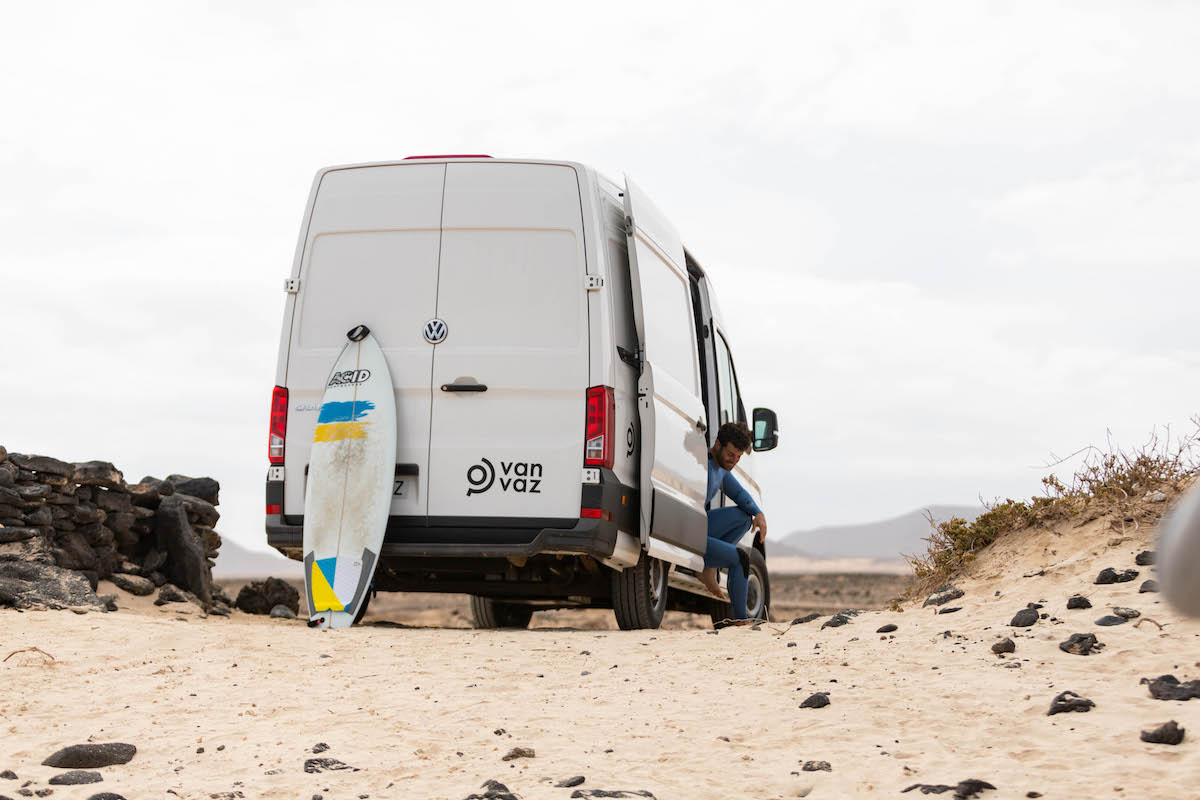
752;408;779;452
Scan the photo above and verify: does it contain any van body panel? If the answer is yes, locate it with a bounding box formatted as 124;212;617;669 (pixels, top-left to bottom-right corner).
426;163;588;520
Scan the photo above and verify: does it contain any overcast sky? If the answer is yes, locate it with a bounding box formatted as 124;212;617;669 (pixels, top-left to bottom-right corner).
2;2;1198;555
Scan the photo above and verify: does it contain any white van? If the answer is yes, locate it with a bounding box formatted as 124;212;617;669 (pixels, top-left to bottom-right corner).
265;156;780;630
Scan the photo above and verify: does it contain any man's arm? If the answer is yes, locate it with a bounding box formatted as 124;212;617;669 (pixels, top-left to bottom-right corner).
721;470;763;518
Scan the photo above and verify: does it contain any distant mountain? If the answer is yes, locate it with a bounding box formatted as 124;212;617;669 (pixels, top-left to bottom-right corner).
777;504;986;561
213;537;303;579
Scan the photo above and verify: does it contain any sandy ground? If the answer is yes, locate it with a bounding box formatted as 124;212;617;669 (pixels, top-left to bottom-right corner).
2;518;1198;800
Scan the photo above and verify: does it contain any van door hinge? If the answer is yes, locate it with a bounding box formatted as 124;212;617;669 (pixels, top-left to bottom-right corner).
624;215;634;236
283;278;300;293
584;275;605;291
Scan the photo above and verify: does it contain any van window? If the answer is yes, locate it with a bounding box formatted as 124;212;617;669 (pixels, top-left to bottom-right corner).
714;331;747;426
641;254;699;394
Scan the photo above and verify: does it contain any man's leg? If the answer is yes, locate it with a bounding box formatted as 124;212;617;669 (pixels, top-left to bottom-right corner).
702;508;753;619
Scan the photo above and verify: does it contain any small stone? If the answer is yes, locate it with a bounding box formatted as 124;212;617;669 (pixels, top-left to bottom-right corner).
1139;580;1159;593
1059;633;1103;655
800;692;830;709
938;607;961;614
1112;607;1140;619
1;770;16;779
85;794;128;800
1145;489;1167;503
786;642;796;647
1140;720;1184;745
556;776;586;788
269;605;297;620
1010;608;1039;627
1047;691;1094;715
791;613;820;625
991;638;1015;655
109;574;155;597
9;454;73;477
41;743;136;768
71;462;124;490
1095;615;1127;626
303;758;353;773
801;760;831;772
923;585;964;607
1026;602;1044;609
48;771;102;785
1066;596;1092;609
312;743;329;754
1134;550;1156;566
569;792;654;799
1141;674;1200;701
1095;567;1138;584
876;624;898;633
821;614;850;629
500;747;535;761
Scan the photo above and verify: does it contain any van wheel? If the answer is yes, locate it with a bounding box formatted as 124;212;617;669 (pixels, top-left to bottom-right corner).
612;550;668;630
470;596;534;629
709;548;771;626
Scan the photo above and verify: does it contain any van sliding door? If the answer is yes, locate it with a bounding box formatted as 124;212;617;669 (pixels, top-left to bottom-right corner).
623;180;709;554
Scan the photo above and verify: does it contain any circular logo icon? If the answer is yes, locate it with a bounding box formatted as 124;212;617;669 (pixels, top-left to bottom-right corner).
423;318;448;344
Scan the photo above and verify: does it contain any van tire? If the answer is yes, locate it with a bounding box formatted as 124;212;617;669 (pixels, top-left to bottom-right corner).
353;590;372;625
611;550;668;630
709;547;771;626
470;596;534;629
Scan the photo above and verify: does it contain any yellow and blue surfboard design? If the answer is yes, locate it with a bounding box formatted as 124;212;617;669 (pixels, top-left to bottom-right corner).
312;400;375;443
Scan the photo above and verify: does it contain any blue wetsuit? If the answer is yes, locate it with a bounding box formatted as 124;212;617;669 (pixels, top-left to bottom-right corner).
705;453;763;619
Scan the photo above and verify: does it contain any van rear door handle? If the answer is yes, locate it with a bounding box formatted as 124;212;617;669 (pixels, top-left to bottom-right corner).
441;377;487;392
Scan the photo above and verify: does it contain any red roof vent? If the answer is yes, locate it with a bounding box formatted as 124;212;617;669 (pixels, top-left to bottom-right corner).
403;154;492;159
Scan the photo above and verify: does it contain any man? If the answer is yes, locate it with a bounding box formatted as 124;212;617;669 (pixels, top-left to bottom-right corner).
699;421;767;622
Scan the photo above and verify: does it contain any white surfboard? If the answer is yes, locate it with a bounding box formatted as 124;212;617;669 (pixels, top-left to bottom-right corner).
302;325;396;629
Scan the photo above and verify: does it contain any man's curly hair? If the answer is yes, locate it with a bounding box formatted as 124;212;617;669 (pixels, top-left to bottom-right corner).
716;421;753;454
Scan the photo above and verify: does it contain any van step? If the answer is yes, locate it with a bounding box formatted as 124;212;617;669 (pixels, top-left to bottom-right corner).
668;567;726;600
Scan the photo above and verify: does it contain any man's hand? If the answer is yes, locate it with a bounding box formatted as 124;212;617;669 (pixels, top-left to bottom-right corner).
752;512;767;544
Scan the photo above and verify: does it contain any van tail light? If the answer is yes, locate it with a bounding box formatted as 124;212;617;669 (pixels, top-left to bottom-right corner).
265;504;282;515
584;386;615;470
269;386;288;465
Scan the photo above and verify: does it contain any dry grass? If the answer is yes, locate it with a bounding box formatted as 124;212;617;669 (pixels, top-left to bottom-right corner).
901;419;1200;601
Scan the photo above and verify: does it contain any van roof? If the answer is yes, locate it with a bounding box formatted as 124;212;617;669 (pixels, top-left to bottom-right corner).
315;156;589;178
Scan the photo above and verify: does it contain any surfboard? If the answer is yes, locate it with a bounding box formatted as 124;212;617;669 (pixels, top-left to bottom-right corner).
302;324;396;629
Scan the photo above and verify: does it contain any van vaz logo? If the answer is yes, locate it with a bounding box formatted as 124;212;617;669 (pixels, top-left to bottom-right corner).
466;457;542;496
328;369;371;387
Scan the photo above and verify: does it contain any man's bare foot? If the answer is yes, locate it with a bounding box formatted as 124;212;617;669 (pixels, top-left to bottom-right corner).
699;567;723;597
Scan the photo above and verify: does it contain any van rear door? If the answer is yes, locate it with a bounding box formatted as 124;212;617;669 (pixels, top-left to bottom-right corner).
425;162;589;522
284;163;444;519
622;180;709;554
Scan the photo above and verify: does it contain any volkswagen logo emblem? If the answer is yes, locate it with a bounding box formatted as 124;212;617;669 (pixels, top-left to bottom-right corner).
423;318;448;344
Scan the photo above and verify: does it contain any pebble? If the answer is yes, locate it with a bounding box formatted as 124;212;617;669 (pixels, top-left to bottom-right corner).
569;792;655;799
821;614;850;629
1095;567;1138;585
1141;674;1200;701
303;758;355;773
47;771;102;785
877;624;898;633
41;744;136;769
1112;607;1140;619
1059;633;1103;655
1010;608;1039;627
800;692;830;709
786;642;796;648
1047;691;1094;716
1134;550;1156;566
991;638;1015;655
791;613;820;625
464;779;519;800
902;779;996;797
1140;721;1185;745
1066;596;1092;610
1;771;16;779
923;585;964;607
1140;580;1159;593
1094;616;1126;626
269;605;297;620
500;747;535;761
85;795;127;800
312;743;329;754
938;607;961;614
556;776;586;788
802;760;832;771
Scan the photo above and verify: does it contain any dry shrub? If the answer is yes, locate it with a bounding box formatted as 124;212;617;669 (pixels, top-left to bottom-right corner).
902;418;1200;600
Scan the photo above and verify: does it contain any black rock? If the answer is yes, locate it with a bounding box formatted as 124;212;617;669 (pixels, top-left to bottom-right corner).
1095;567;1138;584
0;769;15;779
1066;596;1091;609
98;595;118;612
1059;633;1103;655
821;614;850;629
1112;607;1140;619
463;778;520;800
0;528;37;544
1140;720;1184;745
42;743;136;768
175;494;220;527
991;638;1015;655
53;532;99;572
303;758;354;773
154;583;201;607
802;760;831;771
1141;674;1200;701
312;743;329;754
902;779;996;798
1134;550;1156;566
938;607;961;614
569;792;655;799
800;692;830;709
48;771;102;785
235;578;300;615
109;574;155;597
155;495;213;606
791;613;820;625
1010;608;1039;627
500;747;535;761
85;795;128;800
269;604;297;620
923;585;964;607
1047;691;1094;715
1094;615;1126;626
1026;602;1043;609
9;454;73;477
93;490;133;514
1140;580;1159;593
70;462;124;490
0;562;107;611
166;475;220;506
556;776;586;787
877;624;898;633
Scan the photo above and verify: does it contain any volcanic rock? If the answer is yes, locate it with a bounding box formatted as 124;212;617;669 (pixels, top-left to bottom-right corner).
9;454;73;477
48;771;102;785
155;495;212;606
1095;567;1138;584
176;494;219;527
269;604;297;619
802;761;831;772
85;794;128;800
70;462;123;490
821;614;850;629
791;613;821;625
877;624;898;633
154;583;201;607
1140;580;1159;593
1134;550;1156;566
53;533;98;572
556;776;586;787
166;475;220;506
109;574;154;597
1141;674;1200;701
1010;608;1039;627
466;779;520;800
800;692;830;709
1140;721;1184;745
1059;633;1103;655
991;638;1015;655
901;780;996;798
0;562;106;611
235;578;300;615
303;758;354;773
42;743;136;768
0;527;36;544
1047;691;1094;715
501;747;535;761
1112;607;1140;619
93;490;132;515
569;792;655;799
923;585;964;607
1094;615;1126;626
938;607;961;614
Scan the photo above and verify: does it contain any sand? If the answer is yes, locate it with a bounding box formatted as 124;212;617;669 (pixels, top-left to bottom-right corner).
2;515;1198;800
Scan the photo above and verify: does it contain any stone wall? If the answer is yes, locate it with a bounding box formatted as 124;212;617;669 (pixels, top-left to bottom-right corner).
0;445;230;614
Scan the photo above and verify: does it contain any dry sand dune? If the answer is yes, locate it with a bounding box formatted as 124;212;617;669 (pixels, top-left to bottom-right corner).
1;514;1197;800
